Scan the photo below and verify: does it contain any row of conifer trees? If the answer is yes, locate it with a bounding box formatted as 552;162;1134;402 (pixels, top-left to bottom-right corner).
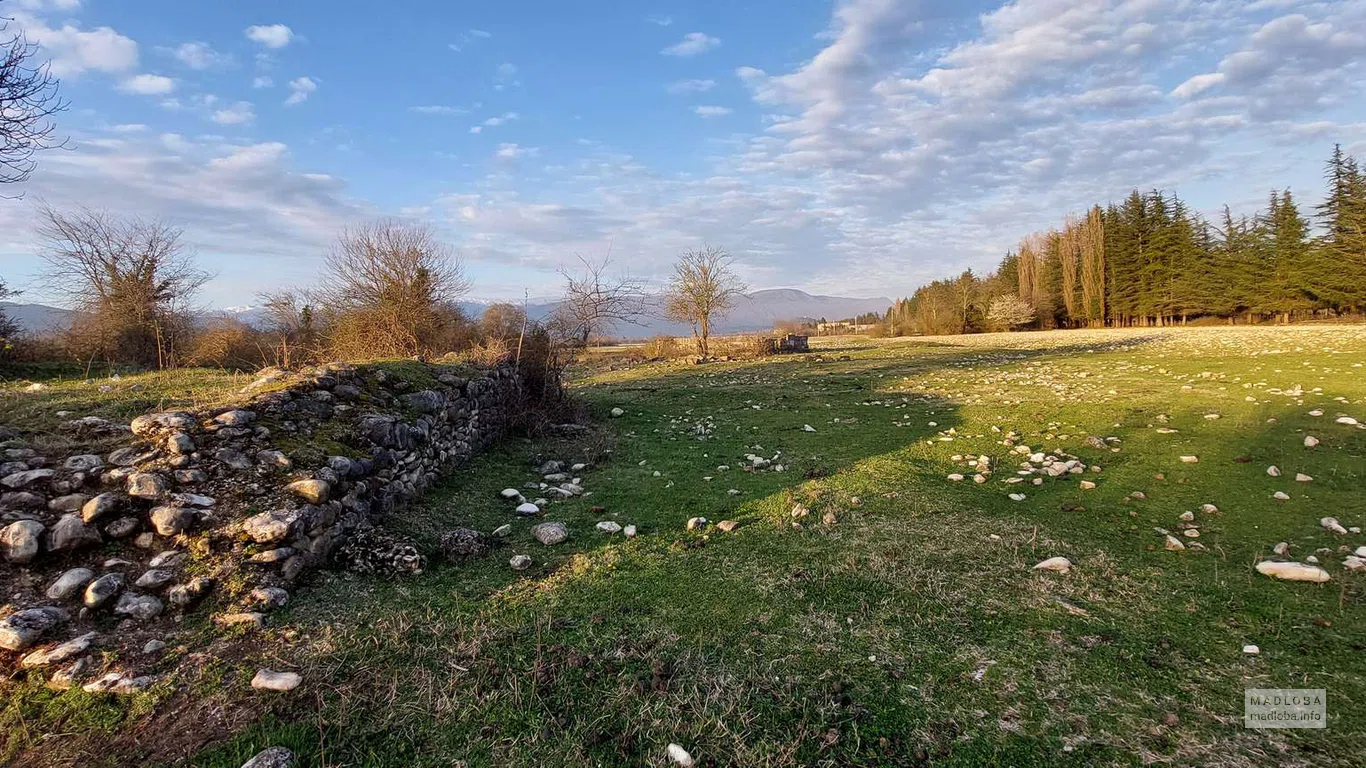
884;146;1366;336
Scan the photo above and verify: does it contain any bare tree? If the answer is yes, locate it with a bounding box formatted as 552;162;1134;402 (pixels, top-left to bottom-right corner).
553;254;646;346
257;289;318;368
319;219;471;359
1;5;66;187
37;206;209;368
663;246;746;359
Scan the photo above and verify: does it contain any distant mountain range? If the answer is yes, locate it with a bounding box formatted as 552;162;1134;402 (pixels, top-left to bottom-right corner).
2;289;891;340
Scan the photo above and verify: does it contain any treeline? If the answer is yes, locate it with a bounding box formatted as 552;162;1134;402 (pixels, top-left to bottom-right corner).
884;146;1366;336
0;211;541;373
0;204;753;374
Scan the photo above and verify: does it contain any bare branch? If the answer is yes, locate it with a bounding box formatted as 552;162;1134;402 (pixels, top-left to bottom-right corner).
1;7;68;187
552;253;647;346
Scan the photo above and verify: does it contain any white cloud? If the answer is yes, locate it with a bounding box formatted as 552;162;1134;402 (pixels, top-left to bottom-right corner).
245;24;294;49
661;32;720;56
170;41;233;70
18;18;138;76
212;101;256;125
1172;72;1225;99
253;76;274;88
494;143;536;159
284;76;317;106
646;15;673;26
469;111;519;133
668;78;717;94
0;129;365;306
449;28;493;52
694;105;731;117
118;73;175;95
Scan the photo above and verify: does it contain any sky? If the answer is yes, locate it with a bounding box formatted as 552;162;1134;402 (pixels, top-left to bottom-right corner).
0;0;1364;309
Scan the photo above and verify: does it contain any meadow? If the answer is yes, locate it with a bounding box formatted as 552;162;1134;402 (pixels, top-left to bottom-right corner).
6;326;1366;767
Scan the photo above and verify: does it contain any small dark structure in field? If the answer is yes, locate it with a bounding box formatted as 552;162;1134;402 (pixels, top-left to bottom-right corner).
763;334;810;354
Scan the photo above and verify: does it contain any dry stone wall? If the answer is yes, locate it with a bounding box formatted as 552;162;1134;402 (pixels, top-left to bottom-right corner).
1;361;521;688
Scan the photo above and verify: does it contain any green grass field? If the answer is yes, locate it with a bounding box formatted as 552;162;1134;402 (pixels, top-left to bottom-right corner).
7;327;1366;767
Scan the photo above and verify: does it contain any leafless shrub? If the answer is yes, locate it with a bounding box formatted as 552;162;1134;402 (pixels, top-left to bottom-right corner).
645;334;680;359
187;317;267;371
317;220;471;359
256;289;322;368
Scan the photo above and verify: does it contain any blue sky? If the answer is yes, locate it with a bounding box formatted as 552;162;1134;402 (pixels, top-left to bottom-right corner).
1;0;1364;308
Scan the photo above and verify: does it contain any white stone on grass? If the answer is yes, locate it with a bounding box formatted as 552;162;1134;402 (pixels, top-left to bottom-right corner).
251;669;302;692
1255;561;1330;583
1032;556;1072;574
667;743;696;767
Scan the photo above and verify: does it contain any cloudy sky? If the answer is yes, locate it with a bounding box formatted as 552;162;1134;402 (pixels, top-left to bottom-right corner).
1;0;1364;308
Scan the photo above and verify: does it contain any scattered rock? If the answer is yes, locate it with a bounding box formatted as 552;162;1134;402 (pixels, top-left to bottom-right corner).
81;493;123;523
1;468;55;489
667;743;696;767
47;514;101;552
240;747;296;768
1243;644;1259;655
0;606;69;651
595;520;622;534
126;472;168;500
47;568;97;600
716;520;739;533
1320;517;1348;535
531;522;568;545
1164;535;1186;552
150;506;197;536
251;669;302;692
250;587;290;611
20;632;96;668
84;573;126;608
610;407;624;417
439;528;489;560
1032;556;1072;574
686;516;708;531
63;455;104;473
167;577;214;608
1304;436;1319;447
215;409;257;427
1255;561;1330;583
515;502;540;516
242;510;296;544
509;554;532;570
130;412;195;436
2;519;45;563
286;479;330;504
